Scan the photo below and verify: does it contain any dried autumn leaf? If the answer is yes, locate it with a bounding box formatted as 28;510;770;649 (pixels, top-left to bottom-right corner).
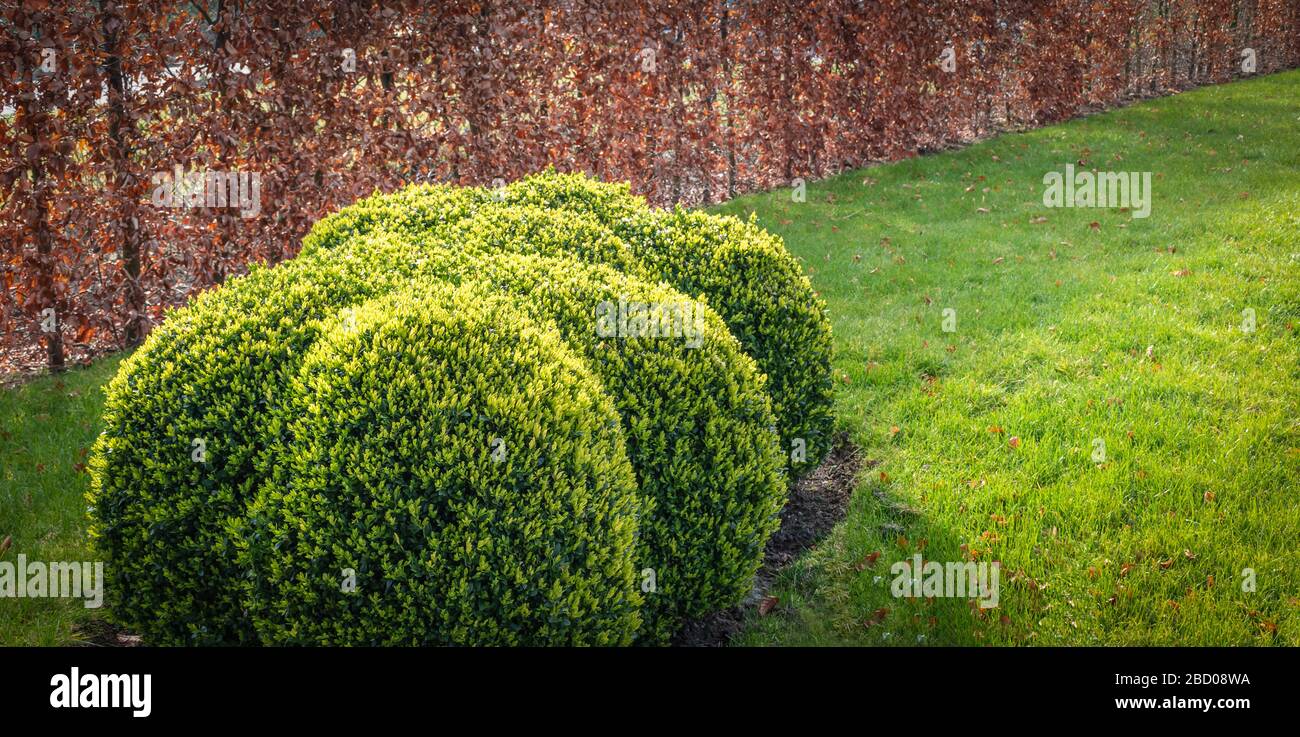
855;550;882;571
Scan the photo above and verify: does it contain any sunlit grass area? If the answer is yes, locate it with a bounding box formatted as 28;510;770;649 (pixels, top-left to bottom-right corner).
713;69;1300;645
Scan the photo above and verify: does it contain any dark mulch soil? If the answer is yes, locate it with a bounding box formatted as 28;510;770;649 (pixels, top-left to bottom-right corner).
72;617;142;647
673;434;871;646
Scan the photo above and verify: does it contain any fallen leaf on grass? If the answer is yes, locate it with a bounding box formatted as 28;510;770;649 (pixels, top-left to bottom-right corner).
864;607;889;628
855;550;882;571
758;596;779;616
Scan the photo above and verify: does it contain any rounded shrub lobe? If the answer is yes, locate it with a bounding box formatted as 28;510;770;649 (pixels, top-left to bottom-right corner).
245;283;642;645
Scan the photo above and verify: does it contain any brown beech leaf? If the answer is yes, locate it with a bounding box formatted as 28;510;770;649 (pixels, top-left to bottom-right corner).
864;607;889;628
855;550;882;571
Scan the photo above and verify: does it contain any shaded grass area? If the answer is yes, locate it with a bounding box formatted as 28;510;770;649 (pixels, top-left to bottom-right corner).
711;70;1300;645
0;356;123;645
2;72;1297;647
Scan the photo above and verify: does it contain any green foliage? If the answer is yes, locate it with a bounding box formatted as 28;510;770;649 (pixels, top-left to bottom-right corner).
89;170;820;644
422;246;786;638
300;233;786;638
619;208;836;469
299;169;837;469
87;255;401;644
299;182;490;257
501;170;834;468
243;282;643;645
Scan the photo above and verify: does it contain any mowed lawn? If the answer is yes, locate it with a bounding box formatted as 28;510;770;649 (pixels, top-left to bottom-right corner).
0;355;123;645
712;69;1300;645
2;71;1297;646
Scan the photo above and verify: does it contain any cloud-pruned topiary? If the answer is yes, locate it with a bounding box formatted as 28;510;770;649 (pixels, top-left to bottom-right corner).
500;170;834;469
90;170;828;645
294;170;834;472
283;233;786;639
243;281;643;645
298;181;490;258
88;249;410;644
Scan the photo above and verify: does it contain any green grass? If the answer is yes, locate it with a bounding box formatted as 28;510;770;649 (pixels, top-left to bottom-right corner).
2;71;1297;646
711;70;1300;645
0;356;123;645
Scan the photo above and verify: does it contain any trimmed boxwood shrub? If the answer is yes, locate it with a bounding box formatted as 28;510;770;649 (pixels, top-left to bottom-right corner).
304;235;786;639
501;170;835;469
437;251;785;639
88;252;411;644
295;171;834;472
243;282;643;645
298;181;490;258
91;170;819;644
615;207;835;470
444;203;647;278
91;227;784;643
499;167;647;224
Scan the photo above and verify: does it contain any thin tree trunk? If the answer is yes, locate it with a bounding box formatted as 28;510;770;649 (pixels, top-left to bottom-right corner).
18;17;65;372
99;0;145;346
